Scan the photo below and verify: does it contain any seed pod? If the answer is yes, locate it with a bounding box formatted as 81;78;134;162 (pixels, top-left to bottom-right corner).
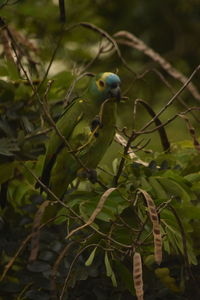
133;252;144;300
139;189;162;265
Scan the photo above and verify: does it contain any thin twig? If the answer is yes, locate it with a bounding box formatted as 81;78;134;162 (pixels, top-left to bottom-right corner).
113;65;200;186
51;242;76;300
139;64;200;132
114;31;200;102
137;107;200;135
63;72;94;107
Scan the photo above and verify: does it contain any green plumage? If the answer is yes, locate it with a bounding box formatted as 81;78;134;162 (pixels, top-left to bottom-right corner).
41;72;121;198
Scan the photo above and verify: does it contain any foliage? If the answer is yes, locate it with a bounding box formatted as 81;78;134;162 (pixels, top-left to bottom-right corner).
1;1;200;300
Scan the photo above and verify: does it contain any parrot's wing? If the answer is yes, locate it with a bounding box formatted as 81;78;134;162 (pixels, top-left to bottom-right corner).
40;99;85;188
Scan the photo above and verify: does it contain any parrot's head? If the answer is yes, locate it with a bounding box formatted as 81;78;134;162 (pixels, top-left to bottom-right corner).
89;72;121;102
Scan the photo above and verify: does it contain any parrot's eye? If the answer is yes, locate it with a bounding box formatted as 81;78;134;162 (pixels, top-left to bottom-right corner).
99;80;105;87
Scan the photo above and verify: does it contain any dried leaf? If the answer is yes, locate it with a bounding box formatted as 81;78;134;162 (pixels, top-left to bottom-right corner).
115;133;148;166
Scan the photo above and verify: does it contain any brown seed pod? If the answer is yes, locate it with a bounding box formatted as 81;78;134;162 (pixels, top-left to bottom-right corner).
133;252;144;300
139;189;162;265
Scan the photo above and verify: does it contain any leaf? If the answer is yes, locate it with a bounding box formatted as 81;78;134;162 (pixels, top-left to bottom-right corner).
177;205;200;220
8;180;33;208
25;290;49;300
66;188;117;239
80;200;116;222
114;260;134;294
6;60;20;80
104;252;117;287
184;172;200;183
165;225;197;265
0;138;19;156
0;162;15;184
0;119;14;137
0;79;15;102
104;252;112;277
85;247;97;266
148;176;168;200
158;177;191;202
21;116;34;133
27;261;51;273
140;176;153;192
39;250;55;262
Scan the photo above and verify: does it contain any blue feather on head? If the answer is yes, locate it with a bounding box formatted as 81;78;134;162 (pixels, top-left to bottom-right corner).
89;72;121;102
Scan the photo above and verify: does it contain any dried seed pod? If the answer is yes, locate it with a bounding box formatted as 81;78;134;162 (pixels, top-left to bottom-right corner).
133;252;144;300
139;189;162;265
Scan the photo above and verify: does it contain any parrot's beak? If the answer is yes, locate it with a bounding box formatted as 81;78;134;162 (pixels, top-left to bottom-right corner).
110;86;121;102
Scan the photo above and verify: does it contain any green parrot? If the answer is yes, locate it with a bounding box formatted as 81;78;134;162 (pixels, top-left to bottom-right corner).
40;72;121;199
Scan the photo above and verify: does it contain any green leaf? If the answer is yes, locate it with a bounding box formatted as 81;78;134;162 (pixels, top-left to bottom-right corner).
0;162;15;184
54;207;68;225
0;79;15;102
165;224;197;265
148;176;168;200
27;261;51;272
114;260;134;294
104;252;117;287
0;138;19;156
140;176;153;192
85;247;97;266
184;172;200;183
177;205;200;220
78;191;127;223
8;179;34;208
104;252;112;277
158;177;191;202
6;61;20;80
21;116;34;133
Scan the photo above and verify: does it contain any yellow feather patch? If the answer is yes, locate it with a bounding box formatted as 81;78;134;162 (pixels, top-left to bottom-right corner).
96;72;113;92
101;72;113;80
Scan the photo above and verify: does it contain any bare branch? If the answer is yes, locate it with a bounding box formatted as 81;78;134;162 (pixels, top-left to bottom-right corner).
114;31;200;102
139;64;200;132
59;0;66;23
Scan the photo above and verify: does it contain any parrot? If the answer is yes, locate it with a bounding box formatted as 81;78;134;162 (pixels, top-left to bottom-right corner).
40;72;121;199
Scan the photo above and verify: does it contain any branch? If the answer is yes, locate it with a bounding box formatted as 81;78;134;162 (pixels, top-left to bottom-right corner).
138;107;200;135
65;22;136;76
139;64;200;132
114;31;200;102
135;99;170;152
59;0;66;23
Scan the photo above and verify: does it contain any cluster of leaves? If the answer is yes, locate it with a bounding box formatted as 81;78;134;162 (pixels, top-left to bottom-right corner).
1;136;200;299
1;1;200;300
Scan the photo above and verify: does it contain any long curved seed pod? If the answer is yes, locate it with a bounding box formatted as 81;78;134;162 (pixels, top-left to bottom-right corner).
139;189;162;265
